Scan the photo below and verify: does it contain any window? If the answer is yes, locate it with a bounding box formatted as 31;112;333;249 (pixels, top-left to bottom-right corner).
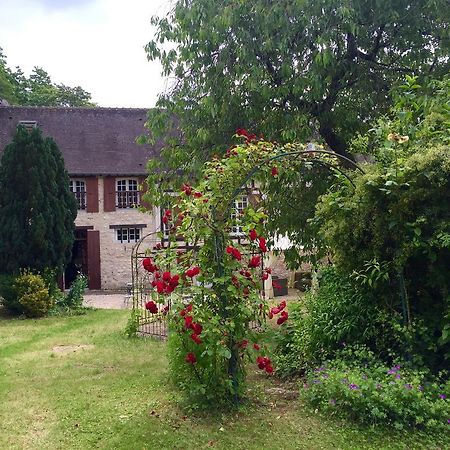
116;178;140;208
110;224;147;243
231;195;248;235
18;120;37;130
115;227;141;244
69;179;86;210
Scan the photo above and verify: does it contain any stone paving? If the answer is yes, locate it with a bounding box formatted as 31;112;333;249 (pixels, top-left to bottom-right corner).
83;291;131;309
83;288;303;310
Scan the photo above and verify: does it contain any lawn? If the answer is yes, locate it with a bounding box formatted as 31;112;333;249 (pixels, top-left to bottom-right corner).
0;309;447;450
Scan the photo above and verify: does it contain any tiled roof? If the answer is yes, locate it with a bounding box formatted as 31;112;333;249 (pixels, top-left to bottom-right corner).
0;106;163;176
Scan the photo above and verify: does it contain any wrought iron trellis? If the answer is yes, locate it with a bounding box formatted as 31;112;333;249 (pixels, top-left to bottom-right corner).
130;229;196;338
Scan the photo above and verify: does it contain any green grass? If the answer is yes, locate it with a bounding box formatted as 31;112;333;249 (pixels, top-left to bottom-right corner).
0;309;448;450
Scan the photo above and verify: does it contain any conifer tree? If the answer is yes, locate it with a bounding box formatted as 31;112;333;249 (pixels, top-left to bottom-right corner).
0;126;77;275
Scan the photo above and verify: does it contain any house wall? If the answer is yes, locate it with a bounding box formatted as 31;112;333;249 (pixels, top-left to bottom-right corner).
74;176;160;290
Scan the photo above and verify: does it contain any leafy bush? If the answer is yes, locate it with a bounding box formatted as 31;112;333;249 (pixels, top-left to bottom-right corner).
301;349;450;431
50;274;88;315
64;274;87;308
0;273;21;314
274;267;404;377
14;272;52;318
313;76;450;370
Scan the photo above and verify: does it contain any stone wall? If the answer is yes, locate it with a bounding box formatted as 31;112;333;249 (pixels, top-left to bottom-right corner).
74;176;160;290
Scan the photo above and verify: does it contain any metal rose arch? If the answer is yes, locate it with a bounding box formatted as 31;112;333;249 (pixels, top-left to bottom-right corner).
130;142;364;341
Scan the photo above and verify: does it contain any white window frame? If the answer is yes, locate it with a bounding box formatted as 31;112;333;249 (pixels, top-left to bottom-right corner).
231;195;248;236
69;179;87;210
115;226;141;244
116;178;140;208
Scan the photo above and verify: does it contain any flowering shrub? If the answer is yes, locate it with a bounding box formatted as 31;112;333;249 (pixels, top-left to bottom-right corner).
301;351;450;431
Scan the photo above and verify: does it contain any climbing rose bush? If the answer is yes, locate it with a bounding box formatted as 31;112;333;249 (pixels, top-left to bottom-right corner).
141;134;332;407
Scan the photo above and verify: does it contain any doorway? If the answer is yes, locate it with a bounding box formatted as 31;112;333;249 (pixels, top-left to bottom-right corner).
65;228;89;288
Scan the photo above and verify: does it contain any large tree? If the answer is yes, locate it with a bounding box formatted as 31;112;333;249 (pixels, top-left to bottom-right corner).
0;49;18;104
145;0;449;179
0;47;94;107
0;126;77;275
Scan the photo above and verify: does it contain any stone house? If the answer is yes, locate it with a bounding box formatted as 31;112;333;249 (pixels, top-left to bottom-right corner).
0;105;165;290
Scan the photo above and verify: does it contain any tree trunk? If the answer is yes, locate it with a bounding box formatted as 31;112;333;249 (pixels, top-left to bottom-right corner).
318;119;355;164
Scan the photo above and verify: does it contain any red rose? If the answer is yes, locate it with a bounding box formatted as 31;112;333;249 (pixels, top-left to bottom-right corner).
170;275;180;287
249;229;258;241
226;246;241;260
180;309;186;317
162;216;169;225
253;343;260;351
277;311;289;325
143;257;152;268
258;237;267;252
248;255;261;268
239;339;248;349
270;301;286;316
236;128;250;138
184;315;193;328
194;192;202;198
162;271;171;282
265;365;274;374
155;280;165;294
185;352;197;364
190;333;202;344
271;166;278;177
186;304;193;312
182;184;193;196
162;305;170;315
191;322;202;335
185;266;200;278
256;356;272;370
145;300;158;314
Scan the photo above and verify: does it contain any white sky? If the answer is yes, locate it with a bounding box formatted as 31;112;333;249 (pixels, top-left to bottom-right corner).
0;0;171;107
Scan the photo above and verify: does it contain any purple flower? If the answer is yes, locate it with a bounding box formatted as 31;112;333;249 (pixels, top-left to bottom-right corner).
322;373;330;379
404;384;412;390
418;385;424;392
439;394;447;399
376;383;383;390
314;366;326;373
387;369;397;375
394;364;401;370
349;384;359;390
447;419;450;425
329;399;336;406
313;379;321;384
395;374;401;380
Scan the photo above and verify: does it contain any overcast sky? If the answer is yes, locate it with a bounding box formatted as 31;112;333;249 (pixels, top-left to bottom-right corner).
0;0;171;107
